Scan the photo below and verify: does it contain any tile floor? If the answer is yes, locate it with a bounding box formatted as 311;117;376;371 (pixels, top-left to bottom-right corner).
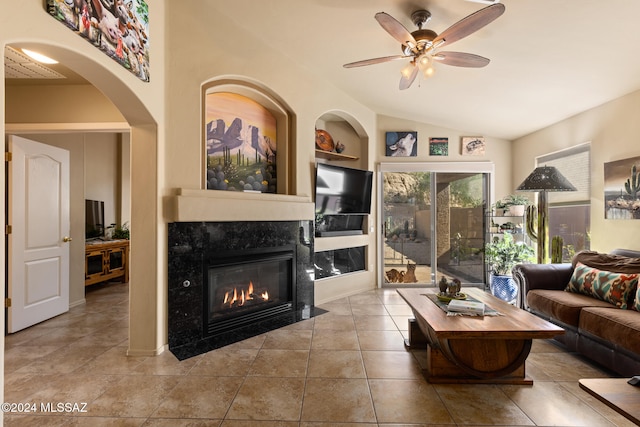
3;281;637;426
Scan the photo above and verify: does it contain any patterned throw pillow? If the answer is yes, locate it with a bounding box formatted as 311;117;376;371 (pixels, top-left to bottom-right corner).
631;285;640;311
565;262;638;309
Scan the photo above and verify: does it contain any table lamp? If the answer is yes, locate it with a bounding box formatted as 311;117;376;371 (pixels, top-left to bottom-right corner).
516;166;576;264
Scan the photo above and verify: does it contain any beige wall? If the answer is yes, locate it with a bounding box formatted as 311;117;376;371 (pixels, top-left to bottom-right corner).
376;115;514;200
84;133;121;228
512;89;640;252
5;85;125;124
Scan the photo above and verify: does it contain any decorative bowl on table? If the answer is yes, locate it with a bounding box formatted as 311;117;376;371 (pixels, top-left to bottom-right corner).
437;292;467;302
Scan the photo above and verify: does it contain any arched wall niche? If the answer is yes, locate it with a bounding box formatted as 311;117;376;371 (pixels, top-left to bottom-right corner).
317;110;367;139
315;110;369;169
202;76;295;195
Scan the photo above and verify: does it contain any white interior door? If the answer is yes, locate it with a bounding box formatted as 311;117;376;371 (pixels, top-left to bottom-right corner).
7;135;70;333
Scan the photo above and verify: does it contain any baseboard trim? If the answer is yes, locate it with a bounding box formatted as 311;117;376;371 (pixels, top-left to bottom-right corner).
69;298;86;309
126;344;167;357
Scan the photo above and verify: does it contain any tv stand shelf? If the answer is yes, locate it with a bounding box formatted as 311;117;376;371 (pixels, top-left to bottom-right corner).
85;239;129;286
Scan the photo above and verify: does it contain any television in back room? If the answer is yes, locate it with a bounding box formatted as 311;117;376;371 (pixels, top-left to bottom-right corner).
315;163;373;215
85;199;105;239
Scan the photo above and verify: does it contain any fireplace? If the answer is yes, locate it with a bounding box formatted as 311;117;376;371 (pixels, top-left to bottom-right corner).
205;246;295;336
168;221;317;360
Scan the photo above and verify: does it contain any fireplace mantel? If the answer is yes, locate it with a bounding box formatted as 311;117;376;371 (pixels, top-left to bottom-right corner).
170;188;314;222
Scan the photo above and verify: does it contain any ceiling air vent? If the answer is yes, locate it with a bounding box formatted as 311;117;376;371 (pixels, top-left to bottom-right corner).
4;46;65;80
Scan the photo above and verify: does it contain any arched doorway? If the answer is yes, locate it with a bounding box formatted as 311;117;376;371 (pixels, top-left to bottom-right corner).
3;43;159;356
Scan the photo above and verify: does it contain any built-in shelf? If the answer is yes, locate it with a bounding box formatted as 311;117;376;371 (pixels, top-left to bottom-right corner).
315;233;369;252
315;149;359;161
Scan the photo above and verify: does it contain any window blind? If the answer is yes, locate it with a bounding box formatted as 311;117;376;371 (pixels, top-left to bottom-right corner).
536;143;590;204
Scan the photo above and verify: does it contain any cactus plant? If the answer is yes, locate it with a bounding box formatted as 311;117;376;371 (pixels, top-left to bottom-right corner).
624;164;640;199
551;235;563;263
525;205;537;242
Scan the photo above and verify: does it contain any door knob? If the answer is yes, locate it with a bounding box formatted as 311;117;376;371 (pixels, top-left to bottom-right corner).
63;236;73;242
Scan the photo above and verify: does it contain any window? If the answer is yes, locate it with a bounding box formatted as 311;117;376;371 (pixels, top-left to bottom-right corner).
536;143;591;261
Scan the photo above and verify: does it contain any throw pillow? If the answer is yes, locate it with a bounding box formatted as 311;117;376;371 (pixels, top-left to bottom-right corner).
631;286;640;311
565;262;638;309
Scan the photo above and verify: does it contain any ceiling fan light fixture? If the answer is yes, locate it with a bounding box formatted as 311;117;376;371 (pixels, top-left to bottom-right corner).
417;54;431;68
422;66;435;78
400;62;415;79
416;54;435;78
345;4;505;90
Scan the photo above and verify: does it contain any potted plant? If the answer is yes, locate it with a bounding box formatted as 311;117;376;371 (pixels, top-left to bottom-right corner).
502;194;530;217
484;233;535;304
491;199;507;216
107;222;130;240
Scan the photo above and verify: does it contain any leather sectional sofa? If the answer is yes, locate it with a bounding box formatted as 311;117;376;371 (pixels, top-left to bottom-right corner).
513;249;640;376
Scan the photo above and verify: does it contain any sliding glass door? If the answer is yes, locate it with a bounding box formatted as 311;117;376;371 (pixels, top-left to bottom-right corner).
380;163;493;287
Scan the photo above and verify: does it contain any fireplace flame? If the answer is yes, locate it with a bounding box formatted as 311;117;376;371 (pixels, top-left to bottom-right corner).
222;281;270;308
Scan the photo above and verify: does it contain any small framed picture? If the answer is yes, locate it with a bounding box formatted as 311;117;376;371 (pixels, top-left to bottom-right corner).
429;137;448;156
385;131;418;157
461;137;486;156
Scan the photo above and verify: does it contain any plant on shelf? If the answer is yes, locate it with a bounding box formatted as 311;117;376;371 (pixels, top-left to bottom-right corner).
107;222;130;240
501;194;530;217
502;194;530;207
484;233;535;304
491;199;507;216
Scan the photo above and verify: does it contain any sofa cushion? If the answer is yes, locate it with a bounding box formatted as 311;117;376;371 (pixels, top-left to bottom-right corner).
573;250;640;273
527;289;614;327
565;262;638;309
579;306;640;355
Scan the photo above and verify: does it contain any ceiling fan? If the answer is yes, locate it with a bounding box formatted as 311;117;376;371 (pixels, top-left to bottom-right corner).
343;3;505;90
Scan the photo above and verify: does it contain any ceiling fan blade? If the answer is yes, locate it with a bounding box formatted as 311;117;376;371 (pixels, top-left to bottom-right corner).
375;12;417;48
433;3;505;47
399;63;419;90
343;55;409;68
433;51;490;67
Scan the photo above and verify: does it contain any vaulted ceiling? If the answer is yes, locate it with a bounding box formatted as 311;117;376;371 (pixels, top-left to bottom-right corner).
211;0;640;140
7;1;640;141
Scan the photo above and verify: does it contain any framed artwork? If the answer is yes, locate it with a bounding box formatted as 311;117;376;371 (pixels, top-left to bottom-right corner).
204;92;277;193
429;137;449;156
604;155;640;219
385;132;418;157
46;0;150;82
461;137;485;156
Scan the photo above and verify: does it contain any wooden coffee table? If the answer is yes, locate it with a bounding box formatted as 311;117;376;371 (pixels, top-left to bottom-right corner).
579;378;640;425
398;287;565;384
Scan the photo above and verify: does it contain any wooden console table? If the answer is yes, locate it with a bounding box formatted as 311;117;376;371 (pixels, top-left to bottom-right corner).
85;239;129;286
579;378;640;425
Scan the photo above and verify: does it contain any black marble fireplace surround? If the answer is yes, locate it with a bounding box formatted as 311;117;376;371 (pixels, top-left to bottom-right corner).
168;221;317;360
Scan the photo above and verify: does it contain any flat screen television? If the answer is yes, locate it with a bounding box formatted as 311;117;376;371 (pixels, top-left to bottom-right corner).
315;163;373;215
85;199;105;239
